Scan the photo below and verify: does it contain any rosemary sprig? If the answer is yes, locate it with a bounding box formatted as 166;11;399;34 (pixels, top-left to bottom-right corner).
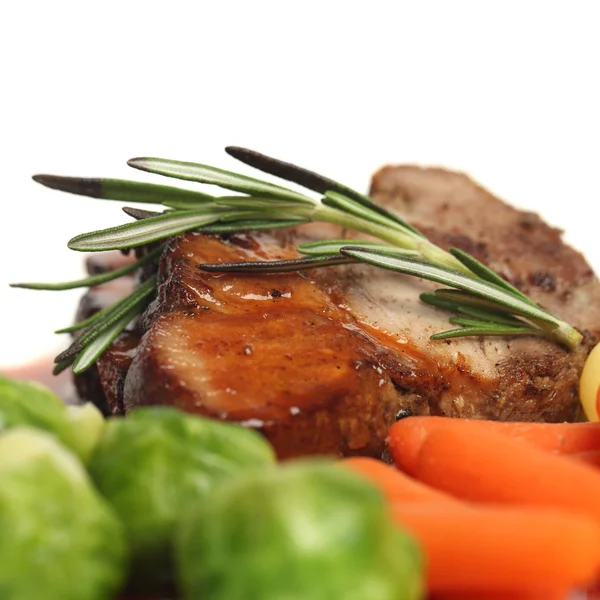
16;147;582;377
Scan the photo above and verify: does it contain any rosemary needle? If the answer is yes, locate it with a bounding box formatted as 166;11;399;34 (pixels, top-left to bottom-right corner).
10;246;163;290
33;175;216;209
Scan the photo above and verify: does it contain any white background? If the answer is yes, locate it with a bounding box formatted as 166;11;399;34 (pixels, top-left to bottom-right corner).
1;1;598;368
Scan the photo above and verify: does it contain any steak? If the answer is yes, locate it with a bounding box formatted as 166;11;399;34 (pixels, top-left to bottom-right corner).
75;166;600;459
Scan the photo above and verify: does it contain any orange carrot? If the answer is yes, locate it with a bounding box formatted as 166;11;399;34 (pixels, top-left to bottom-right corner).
456;418;600;453
340;457;461;504
413;425;600;524
387;417;600;474
387;417;434;475
430;589;570;599
391;503;600;592
569;450;600;469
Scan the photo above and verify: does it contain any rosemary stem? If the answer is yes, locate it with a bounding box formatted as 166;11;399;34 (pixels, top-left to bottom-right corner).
313;205;472;274
417;242;473;274
537;319;583;351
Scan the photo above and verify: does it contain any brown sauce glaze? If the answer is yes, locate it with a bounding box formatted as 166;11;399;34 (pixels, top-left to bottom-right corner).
124;231;435;459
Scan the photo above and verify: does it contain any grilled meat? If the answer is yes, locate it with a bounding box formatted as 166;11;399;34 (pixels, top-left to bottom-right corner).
75;166;600;459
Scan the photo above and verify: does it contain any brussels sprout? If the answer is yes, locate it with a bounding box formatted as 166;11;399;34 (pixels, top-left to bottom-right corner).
0;375;104;463
88;406;276;589
0;428;127;600
176;460;423;600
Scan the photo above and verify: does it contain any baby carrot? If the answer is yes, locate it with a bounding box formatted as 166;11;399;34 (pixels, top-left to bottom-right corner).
392;503;600;592
388;417;600;475
340;457;460;504
462;418;600;453
414;426;600;524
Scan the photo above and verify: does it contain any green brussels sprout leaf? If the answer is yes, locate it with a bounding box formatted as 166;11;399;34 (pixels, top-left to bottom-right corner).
176;459;424;600
0;428;127;600
66;401;106;462
0;375;105;463
88;406;276;592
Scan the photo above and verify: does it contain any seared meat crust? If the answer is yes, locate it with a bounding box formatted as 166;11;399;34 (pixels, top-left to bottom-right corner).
77;167;600;458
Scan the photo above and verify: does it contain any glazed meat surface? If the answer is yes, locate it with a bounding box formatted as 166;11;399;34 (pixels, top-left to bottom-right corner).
77;166;600;459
